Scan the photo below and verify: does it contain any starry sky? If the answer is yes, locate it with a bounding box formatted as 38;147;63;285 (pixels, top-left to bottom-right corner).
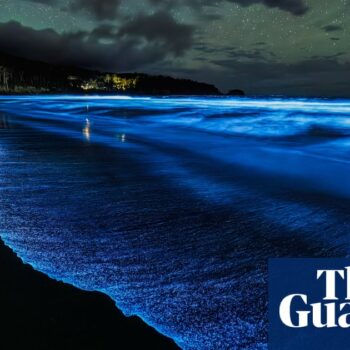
0;0;349;96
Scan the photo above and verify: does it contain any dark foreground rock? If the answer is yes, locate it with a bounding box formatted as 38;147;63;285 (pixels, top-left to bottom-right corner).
0;239;179;350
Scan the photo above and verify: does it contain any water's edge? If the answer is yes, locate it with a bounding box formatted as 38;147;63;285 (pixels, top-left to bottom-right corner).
0;236;180;349
2;95;350;349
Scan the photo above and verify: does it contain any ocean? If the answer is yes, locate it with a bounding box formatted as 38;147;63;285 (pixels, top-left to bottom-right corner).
0;95;350;349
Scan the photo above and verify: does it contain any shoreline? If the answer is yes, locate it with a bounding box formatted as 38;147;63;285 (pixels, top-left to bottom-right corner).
0;238;179;349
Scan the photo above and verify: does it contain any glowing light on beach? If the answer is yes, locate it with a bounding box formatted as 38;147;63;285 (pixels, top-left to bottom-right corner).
82;118;91;141
117;133;126;143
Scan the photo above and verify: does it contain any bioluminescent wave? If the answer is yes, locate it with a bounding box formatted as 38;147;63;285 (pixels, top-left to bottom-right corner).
0;96;350;349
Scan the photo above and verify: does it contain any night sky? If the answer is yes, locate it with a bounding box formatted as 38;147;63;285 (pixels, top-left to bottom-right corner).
0;0;349;96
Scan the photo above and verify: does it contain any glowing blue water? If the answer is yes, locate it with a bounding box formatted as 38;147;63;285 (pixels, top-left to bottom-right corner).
1;96;350;349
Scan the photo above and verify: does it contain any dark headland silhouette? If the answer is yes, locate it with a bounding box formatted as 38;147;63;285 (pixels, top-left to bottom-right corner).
0;52;245;96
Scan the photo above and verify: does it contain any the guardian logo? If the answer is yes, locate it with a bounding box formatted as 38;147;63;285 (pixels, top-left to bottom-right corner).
279;267;350;328
269;259;350;350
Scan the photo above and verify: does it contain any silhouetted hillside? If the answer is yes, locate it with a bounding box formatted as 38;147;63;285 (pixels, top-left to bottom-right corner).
0;52;220;95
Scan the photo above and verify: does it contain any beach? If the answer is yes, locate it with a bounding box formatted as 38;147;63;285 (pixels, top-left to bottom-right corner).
0;96;350;349
0;238;179;349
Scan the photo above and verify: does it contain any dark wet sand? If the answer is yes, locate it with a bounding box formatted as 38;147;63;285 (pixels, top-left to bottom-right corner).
0;239;179;349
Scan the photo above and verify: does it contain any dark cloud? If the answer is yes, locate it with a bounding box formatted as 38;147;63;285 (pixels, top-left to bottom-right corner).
322;24;343;32
193;44;218;54
200;13;223;21
194;44;275;62
226;48;275;61
0;19;193;71
22;0;120;19
232;0;308;15
24;0;308;18
148;0;216;10
209;56;350;96
149;0;308;15
22;0;58;4
88;24;118;41
118;12;195;56
68;0;121;20
309;52;347;60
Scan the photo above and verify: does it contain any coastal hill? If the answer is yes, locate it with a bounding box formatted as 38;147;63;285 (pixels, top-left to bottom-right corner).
0;52;221;95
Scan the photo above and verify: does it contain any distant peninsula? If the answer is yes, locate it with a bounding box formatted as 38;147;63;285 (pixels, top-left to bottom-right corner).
0;52;227;96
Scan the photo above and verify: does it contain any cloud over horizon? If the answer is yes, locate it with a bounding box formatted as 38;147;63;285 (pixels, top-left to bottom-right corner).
24;0;309;17
0;18;194;71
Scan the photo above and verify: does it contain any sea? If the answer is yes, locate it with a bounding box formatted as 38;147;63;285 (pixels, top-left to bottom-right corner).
1;95;350;349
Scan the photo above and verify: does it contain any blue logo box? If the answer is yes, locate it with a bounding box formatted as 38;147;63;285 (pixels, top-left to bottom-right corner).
269;259;350;350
